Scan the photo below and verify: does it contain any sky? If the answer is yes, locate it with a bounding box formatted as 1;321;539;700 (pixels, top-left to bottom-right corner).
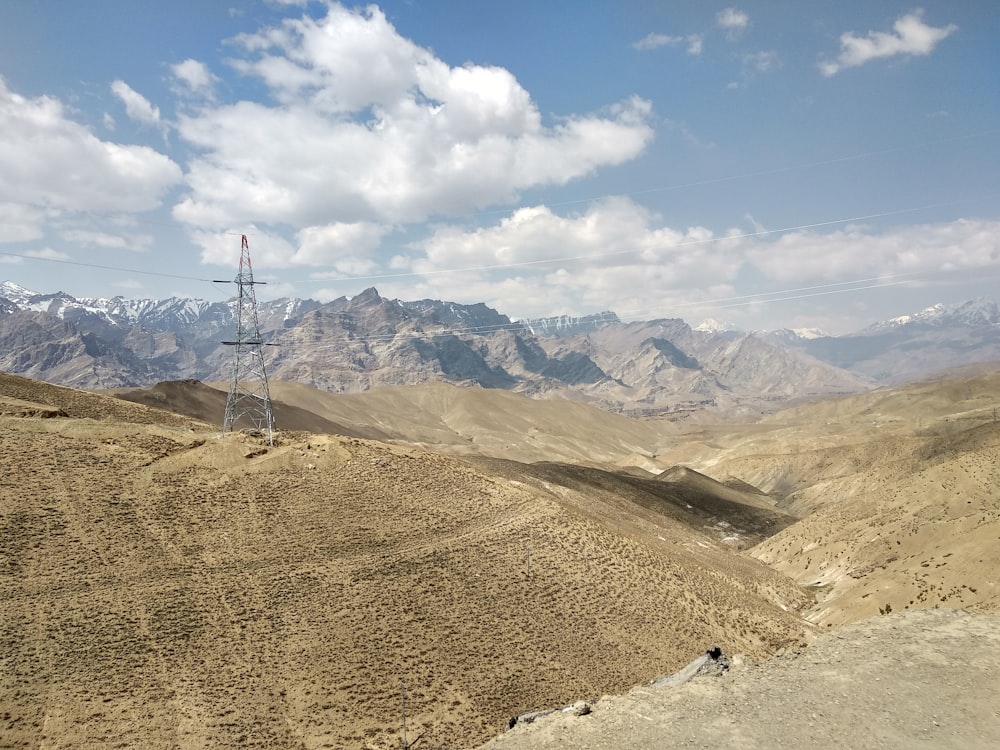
0;0;997;334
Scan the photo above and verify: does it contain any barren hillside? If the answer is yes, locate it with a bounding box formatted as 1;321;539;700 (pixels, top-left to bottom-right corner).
1;374;807;749
653;370;1000;626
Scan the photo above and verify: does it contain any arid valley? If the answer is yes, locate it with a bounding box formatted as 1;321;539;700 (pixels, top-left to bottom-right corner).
2;368;999;748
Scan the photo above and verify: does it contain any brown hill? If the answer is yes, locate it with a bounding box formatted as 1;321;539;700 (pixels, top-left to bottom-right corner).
1;374;808;749
260;379;671;466
0;372;202;427
653;369;1000;626
113;379;387;440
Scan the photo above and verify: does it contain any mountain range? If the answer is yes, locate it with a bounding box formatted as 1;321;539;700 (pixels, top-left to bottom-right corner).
2;279;998;415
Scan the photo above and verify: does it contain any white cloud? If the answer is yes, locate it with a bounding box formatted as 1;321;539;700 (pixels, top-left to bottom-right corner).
60;228;153;251
820;10;957;76
192;226;298;270
632;32;702;55
364;206;1000;329
171;59;219;98
110;80;162;126
0;77;182;213
633;32;678;51
24;247;71;262
292;221;389;268
717;8;749;38
173;4;653;231
381;197;739;319
746;219;1000;283
0;202;45;242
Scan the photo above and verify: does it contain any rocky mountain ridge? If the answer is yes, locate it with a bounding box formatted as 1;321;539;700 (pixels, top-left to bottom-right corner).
2;280;997;413
769;297;1000;384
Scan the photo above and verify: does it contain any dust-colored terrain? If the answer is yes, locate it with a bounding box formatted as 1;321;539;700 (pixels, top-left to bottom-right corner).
263;380;672;468
113;379;388;441
1;374;807;749
5;368;1000;749
654;369;1000;627
482;608;1000;750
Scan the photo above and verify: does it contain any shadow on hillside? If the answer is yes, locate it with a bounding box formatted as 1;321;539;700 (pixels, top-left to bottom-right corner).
464;457;796;548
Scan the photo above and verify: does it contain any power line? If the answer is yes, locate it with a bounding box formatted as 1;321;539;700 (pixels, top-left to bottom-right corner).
0;250;221;286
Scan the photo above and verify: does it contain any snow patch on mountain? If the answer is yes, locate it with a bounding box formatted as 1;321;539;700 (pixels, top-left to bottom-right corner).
520;312;620;337
867;299;1000;332
694;318;740;334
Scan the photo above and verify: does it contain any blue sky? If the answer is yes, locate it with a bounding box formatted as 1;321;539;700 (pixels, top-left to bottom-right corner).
0;0;997;333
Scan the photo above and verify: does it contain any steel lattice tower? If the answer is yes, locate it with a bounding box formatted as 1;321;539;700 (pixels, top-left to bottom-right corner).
218;234;275;445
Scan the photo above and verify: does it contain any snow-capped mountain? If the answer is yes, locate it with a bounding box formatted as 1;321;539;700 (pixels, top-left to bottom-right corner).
694;318;741;334
866;298;1000;332
0;281;41;308
779;298;1000;385
0;279;872;413
3;278;998;411
764;327;830;344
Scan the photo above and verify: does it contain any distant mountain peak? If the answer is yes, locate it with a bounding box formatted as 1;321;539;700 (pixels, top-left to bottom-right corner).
350;287;384;305
5;277;1000;409
694;318;739;334
868;298;1000;332
1;280;41;300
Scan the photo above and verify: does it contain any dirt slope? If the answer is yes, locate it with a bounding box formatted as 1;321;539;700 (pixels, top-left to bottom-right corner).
0;372;202;427
267;380;672;465
0;375;807;749
480;608;1000;750
113;379;388;440
653;370;1000;626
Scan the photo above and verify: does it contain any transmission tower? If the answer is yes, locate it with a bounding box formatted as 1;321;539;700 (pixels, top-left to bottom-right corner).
218;234;275;445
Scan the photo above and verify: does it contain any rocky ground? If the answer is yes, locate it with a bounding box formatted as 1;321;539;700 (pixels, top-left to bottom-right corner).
481;608;1000;750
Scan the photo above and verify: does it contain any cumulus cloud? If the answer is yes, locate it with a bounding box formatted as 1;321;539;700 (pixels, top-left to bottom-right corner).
110;80;162;126
717;8;749;38
173;3;653;231
820;10;957;76
192;227;297;270
0;77;182;213
632;32;702;55
0;202;45;243
171;59;219;98
363;203;1000;328
373;197;740;320
746;218;1000;283
292;221;389;269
